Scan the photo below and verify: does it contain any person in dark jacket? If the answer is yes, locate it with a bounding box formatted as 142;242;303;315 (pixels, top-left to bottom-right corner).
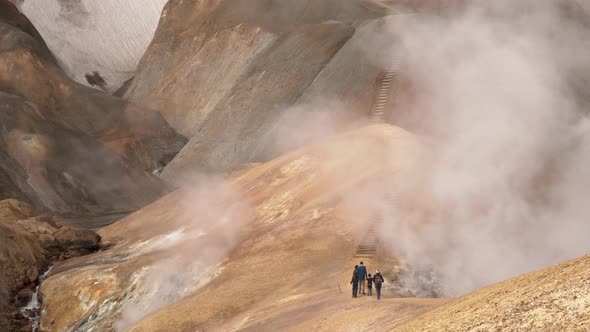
350;265;359;298
366;273;374;296
357;261;367;295
373;269;384;300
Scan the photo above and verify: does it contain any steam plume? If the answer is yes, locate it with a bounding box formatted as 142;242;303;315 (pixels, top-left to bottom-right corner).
374;0;590;295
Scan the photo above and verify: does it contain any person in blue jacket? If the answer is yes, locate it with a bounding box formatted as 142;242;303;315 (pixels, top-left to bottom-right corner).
356;261;367;295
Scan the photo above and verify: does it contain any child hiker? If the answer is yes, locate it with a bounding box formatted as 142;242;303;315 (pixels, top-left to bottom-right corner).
367;273;374;296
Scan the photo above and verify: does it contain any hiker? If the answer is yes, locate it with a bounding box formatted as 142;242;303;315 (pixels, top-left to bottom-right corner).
357;261;367;295
350;265;359;298
367;273;374;296
374;269;384;300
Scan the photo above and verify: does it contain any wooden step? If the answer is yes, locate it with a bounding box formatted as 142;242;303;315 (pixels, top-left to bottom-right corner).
355;223;380;257
370;61;399;123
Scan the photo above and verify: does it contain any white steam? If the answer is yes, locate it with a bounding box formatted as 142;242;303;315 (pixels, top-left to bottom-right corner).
374;0;590;295
114;175;250;330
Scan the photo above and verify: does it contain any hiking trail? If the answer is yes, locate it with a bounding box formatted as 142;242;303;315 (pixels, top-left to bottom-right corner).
355;59;400;258
355;223;379;257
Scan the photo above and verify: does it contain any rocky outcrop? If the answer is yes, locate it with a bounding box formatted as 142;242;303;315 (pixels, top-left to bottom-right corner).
0;199;101;332
52;228;100;252
0;0;186;218
39;124;422;332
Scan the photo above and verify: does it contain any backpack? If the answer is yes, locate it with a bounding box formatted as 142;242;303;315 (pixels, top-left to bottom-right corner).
374;274;383;286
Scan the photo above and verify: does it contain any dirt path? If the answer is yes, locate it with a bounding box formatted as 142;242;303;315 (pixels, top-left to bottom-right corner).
235;291;450;331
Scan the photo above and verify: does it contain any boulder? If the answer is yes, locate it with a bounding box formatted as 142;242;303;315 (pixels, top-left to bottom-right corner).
15;289;34;308
20;324;33;332
54;228;101;251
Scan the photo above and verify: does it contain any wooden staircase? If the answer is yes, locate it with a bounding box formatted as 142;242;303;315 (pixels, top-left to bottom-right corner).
355;223;379;257
355;61;402;258
370;60;400;124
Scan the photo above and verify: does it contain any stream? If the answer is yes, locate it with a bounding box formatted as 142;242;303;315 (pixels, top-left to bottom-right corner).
19;264;55;332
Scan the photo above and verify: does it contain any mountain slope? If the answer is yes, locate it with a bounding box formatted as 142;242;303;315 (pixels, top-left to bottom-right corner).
161;22;355;176
124;0;403;179
0;0;185;218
